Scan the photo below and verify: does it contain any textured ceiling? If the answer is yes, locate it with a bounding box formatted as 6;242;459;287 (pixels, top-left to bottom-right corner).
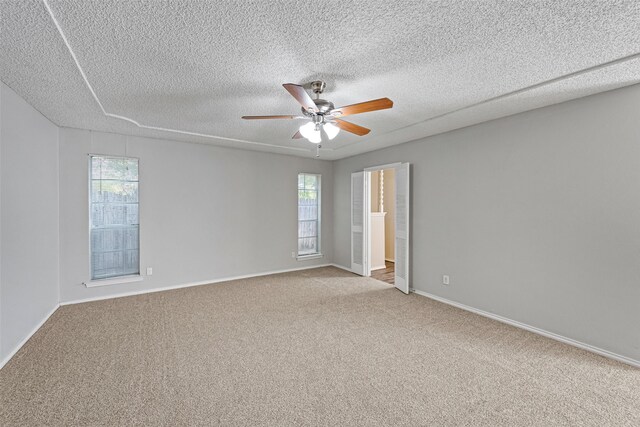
1;0;639;159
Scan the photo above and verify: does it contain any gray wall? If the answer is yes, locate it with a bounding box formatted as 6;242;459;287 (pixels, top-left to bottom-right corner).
0;83;59;363
59;128;333;303
2;76;639;365
333;84;640;361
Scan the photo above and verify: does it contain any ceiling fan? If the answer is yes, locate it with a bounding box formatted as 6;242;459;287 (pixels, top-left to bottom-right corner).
242;81;393;144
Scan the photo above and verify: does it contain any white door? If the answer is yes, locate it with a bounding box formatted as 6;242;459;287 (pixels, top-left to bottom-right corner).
394;163;410;293
351;171;366;275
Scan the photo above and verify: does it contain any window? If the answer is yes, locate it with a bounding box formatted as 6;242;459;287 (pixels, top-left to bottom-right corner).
90;156;139;280
298;173;321;257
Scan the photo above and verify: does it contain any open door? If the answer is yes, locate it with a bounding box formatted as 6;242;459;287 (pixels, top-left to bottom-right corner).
394;163;410;293
351;171;366;275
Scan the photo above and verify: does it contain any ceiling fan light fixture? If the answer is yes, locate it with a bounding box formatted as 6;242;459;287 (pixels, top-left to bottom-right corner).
308;134;322;144
299;122;321;143
323;122;340;140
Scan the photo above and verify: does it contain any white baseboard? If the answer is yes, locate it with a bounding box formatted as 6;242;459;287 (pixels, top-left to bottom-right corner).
412;289;640;369
371;265;387;271
0;303;60;370
60;263;333;306
385;258;395;263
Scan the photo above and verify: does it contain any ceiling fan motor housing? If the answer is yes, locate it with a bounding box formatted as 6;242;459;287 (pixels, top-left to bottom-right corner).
301;80;334;115
302;98;335;116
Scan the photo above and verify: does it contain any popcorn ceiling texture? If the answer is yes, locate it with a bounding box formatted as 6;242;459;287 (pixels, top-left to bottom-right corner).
1;0;640;159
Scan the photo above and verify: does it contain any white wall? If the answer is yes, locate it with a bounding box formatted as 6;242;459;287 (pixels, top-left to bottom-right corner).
59;128;333;303
333;83;640;362
0;83;59;364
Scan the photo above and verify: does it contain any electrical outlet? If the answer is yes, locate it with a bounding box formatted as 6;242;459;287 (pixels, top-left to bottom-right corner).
291;251;296;258
442;275;450;285
146;267;153;276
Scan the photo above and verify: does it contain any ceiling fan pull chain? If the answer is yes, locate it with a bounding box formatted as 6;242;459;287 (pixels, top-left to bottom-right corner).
316;144;321;158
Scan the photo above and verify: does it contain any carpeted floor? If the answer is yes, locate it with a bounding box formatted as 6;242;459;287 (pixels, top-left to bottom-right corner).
1;267;639;426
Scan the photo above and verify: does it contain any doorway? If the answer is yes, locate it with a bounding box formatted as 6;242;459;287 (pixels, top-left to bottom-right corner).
369;168;396;286
351;163;410;293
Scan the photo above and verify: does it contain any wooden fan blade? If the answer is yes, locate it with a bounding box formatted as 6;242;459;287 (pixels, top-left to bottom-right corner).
242;115;298;120
331;97;393;117
283;83;318;112
333;119;370;136
292;130;303;139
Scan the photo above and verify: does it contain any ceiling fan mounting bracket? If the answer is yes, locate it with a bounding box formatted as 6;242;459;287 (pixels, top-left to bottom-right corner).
311;80;326;96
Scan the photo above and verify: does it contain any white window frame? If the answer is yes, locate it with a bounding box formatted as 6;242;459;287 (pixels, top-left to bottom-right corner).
84;154;142;287
297;173;322;260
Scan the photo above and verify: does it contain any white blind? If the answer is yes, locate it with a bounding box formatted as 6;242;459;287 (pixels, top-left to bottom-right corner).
90;156;140;280
298;173;320;255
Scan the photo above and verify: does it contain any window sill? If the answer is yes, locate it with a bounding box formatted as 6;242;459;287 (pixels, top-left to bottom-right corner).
83;275;144;288
296;253;323;261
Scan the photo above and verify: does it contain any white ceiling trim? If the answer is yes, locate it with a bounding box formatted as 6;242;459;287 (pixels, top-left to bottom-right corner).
41;0;315;153
332;51;640;153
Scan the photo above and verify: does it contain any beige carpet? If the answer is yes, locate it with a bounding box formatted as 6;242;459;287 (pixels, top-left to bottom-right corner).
1;267;639;426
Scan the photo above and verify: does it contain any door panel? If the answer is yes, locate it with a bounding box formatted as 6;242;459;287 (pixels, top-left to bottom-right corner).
394;163;410;293
351;171;365;275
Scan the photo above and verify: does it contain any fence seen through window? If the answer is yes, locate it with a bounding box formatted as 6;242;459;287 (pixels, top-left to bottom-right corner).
298;173;321;256
90;156;140;280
